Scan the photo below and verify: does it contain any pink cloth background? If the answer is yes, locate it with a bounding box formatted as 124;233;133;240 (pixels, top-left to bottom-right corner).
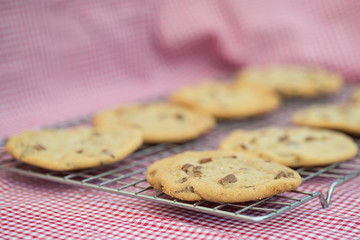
1;0;360;137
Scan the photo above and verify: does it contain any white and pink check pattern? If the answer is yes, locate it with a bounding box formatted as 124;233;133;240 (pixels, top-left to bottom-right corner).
1;1;360;239
1;173;360;239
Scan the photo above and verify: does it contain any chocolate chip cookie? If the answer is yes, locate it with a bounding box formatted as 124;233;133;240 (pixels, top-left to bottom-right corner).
146;151;301;202
293;103;360;135
236;65;343;97
93;102;215;143
171;81;280;119
6;127;143;171
220;127;357;167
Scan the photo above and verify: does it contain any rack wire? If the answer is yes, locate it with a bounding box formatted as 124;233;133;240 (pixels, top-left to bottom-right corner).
1;86;360;222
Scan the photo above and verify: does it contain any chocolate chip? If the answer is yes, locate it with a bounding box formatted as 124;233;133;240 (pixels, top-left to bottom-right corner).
240;144;247;150
278;135;289;142
194;166;202;170
187;186;194;193
91;131;101;137
218;174;237;185
199;158;212;164
274;170;294;179
224;155;237;159
101;149;115;159
175;185;194;193
180;177;188;183
76;149;83;154
33;144;46;151
181;164;193;172
175;113;184;120
275;171;287;179
305;136;315;141
193;171;202;177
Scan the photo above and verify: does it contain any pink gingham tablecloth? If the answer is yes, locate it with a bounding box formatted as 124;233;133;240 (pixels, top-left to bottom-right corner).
1;1;360;239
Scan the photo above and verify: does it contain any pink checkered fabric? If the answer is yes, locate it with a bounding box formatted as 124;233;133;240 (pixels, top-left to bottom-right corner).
1;1;360;239
1;0;360;137
1;173;360;239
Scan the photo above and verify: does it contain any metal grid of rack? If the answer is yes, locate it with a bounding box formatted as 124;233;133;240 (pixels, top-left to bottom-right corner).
1;86;360;222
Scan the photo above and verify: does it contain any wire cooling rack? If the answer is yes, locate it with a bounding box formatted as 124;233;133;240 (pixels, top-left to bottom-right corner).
1;87;360;222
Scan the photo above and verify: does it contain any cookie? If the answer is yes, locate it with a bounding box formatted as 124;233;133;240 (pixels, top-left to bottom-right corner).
146;151;301;202
5;127;143;171
236;65;343;97
93;102;215;143
293;103;360;135
219;127;357;167
171;81;280;119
